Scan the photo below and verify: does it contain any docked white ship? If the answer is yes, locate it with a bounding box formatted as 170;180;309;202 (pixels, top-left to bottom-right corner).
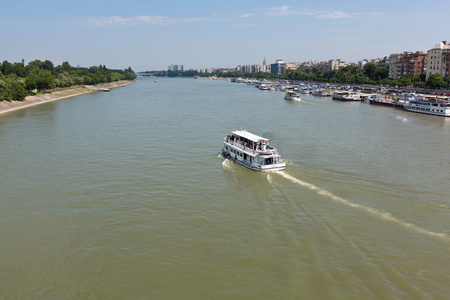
222;130;286;172
403;96;450;116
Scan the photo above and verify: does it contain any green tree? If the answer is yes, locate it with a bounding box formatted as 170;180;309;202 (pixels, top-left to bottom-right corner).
374;67;389;82
399;75;413;87
426;74;447;88
61;61;72;71
28;69;55;91
1;60;14;75
25;77;37;92
363;63;377;81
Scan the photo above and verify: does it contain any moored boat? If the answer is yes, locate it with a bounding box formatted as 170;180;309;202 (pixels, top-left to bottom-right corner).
403;96;450;116
367;95;404;107
222;130;286;172
259;84;270;90
312;89;331;97
332;91;361;101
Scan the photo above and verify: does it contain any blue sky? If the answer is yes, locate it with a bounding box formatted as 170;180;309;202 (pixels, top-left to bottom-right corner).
1;0;449;71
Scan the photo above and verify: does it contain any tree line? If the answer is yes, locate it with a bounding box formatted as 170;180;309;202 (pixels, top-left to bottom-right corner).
146;63;450;89
0;59;137;101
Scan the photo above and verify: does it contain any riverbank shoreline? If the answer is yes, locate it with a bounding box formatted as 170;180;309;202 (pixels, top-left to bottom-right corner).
0;79;138;116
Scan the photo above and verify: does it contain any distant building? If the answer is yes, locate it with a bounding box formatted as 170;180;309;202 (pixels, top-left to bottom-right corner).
315;59;349;71
252;64;264;73
280;63;301;74
271;59;285;76
168;64;184;72
370;56;389;68
329;59;349;70
240;65;253;73
262;57;267;72
358;59;369;68
426;41;450;80
388;51;426;80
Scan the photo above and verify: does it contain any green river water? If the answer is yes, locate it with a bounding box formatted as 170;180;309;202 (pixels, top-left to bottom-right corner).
1;77;450;299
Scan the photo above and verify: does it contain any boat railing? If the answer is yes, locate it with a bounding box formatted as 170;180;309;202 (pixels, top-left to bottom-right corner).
256;147;277;154
225;137;278;154
225;138;255;153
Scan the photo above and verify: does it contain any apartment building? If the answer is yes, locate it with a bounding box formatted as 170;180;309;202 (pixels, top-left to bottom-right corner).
426;41;450;79
388;51;426;80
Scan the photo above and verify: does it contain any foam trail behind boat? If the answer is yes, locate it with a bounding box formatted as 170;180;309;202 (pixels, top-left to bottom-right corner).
396;116;408;122
277;171;449;242
222;158;235;171
266;173;277;187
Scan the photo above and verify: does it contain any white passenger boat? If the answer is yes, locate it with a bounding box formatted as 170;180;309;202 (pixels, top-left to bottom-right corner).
259;84;270;90
284;90;301;101
222;130;286;172
403;96;450;116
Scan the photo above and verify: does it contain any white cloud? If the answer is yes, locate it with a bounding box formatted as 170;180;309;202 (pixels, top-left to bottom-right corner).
240;6;382;20
226;23;261;28
316;11;350;19
75;15;180;27
240;13;255;18
185;18;209;22
264;5;298;16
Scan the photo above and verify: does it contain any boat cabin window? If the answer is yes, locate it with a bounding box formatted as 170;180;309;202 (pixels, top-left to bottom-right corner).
263;157;274;165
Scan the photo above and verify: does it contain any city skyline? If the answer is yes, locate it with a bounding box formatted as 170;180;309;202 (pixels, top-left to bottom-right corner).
1;0;449;72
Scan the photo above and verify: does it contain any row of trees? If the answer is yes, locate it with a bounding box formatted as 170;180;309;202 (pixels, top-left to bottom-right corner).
147;63;450;89
0;59;137;101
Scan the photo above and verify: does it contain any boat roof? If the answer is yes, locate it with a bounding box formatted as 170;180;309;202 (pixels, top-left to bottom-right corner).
231;130;269;142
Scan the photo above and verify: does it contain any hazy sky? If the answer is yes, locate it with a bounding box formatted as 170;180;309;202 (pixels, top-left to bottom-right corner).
1;0;449;71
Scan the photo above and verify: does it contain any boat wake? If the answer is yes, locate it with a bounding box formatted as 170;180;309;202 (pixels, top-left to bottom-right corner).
266;173;278;187
277;171;449;242
396;116;408;122
221;158;235;171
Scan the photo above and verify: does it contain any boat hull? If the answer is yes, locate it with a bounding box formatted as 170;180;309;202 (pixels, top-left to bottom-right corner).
222;149;286;172
285;96;301;101
403;100;450;117
403;107;450;116
369;99;403;107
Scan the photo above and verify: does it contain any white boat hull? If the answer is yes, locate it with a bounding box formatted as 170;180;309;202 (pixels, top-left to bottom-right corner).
403;105;450;116
222;147;286;172
285;95;301;101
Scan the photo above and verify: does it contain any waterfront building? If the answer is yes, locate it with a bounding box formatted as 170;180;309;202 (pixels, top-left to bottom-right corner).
236;64;264;73
329;59;349;70
358;59;369;68
168;64;184;72
240;65;253;73
426;41;450;80
388;51;426;80
252;64;264;73
280;63;302;74
371;56;389;68
271;59;285;76
316;59;349;71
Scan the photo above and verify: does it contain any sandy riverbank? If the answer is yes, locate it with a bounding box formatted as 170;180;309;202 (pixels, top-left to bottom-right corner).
0;79;138;116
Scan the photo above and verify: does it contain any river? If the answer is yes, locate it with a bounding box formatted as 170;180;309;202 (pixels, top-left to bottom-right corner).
1;77;449;299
